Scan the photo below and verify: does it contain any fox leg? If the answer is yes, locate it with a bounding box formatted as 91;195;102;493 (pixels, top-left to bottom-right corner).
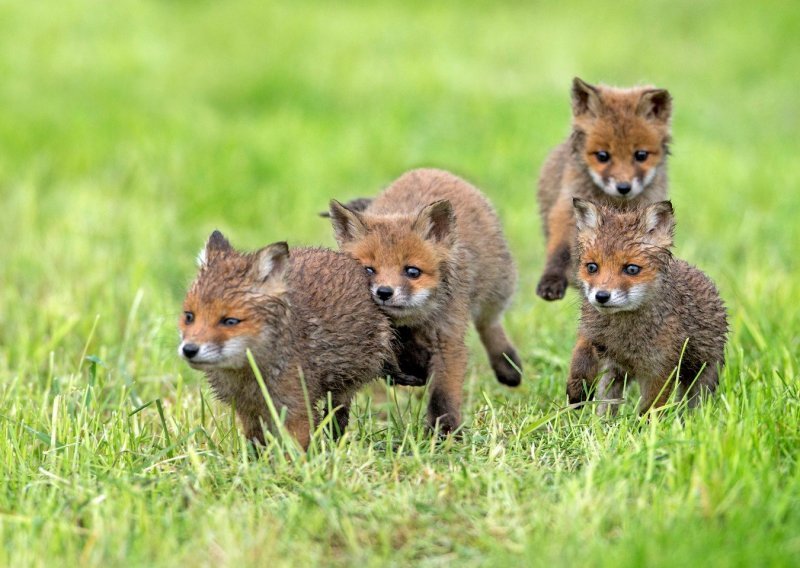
384;327;432;387
679;364;718;409
638;376;676;415
321;392;352;439
475;317;522;387
595;361;626;416
567;332;600;404
536;195;575;301
238;411;266;446
427;326;468;435
285;410;312;450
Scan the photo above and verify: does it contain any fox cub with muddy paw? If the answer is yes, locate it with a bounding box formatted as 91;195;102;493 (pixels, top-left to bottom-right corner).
537;77;672;301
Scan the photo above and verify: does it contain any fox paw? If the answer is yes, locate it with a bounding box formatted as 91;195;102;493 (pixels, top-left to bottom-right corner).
536;272;568;301
491;349;523;387
428;415;462;438
567;380;591;406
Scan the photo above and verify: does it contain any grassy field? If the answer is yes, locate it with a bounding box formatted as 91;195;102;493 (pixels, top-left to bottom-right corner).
1;1;799;566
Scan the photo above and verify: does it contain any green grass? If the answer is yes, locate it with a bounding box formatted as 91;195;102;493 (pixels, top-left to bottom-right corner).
1;1;799;566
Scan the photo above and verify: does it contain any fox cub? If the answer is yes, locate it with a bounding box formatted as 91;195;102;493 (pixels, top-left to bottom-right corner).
537;77;672;301
328;168;522;434
178;231;411;448
567;199;727;414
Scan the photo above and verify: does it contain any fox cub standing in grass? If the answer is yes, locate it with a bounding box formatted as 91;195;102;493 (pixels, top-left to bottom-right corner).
537;77;672;301
178;231;414;448
567;199;727;414
328;168;522;434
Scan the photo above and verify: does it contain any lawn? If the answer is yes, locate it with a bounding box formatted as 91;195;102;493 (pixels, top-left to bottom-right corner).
1;1;798;566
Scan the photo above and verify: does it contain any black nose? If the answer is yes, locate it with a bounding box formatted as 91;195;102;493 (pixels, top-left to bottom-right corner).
595;291;611;304
616;182;632;195
376;286;394;301
182;343;200;359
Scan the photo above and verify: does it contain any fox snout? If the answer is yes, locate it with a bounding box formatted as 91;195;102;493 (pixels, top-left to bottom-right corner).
583;283;649;313
375;285;394;301
181;343;200;359
177;337;248;369
595;175;644;199
594;290;611;304
371;282;407;306
177;339;217;366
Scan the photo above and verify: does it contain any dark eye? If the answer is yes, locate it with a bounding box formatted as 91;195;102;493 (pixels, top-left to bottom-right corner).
220;317;241;326
624;264;641;275
595;151;610;163
365;266;376;275
404;266;422;279
586;263;599;274
634;150;649;162
184;311;194;324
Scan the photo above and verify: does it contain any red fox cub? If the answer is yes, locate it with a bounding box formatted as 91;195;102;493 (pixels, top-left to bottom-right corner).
537;77;672;301
567;199;727;414
178;231;414;448
328;168;522;434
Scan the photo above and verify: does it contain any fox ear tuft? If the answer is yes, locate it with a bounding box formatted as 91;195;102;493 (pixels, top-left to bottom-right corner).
643;201;675;247
573;198;601;233
414;200;454;244
329;200;368;244
199;230;232;266
254;241;290;283
571;77;603;117
637;88;672;123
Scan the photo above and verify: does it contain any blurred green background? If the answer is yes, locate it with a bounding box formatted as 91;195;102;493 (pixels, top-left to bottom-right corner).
1;1;798;370
1;1;798;565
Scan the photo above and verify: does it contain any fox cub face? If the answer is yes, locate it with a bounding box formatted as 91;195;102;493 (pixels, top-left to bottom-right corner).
573;198;674;313
329;200;455;320
571;77;672;200
179;231;289;370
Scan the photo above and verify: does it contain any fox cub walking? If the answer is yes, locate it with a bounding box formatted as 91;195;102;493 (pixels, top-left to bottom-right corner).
537;77;672;301
567;199;727;414
328;168;522;434
178;231;409;448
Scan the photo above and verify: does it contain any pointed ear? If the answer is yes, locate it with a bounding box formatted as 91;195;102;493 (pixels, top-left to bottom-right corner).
643;201;675;247
413;200;454;244
571;77;603;117
199;230;233;266
636;88;672;123
253;241;290;283
573;198;601;233
329;200;368;244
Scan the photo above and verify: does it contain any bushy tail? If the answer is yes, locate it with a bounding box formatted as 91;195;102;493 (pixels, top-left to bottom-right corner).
319;197;373;218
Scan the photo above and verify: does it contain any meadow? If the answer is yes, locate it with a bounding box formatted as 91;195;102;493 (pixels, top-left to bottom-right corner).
1;1;798;566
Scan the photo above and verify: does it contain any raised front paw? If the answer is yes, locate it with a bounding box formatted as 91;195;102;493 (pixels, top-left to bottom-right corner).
536;271;568;301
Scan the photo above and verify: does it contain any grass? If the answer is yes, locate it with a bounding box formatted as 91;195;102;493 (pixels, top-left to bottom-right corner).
1;1;798;566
